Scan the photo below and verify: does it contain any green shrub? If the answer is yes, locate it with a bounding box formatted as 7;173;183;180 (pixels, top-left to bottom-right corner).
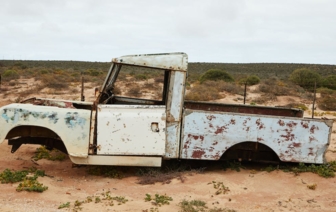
83;69;101;76
289;68;321;89
2;69;19;79
321;75;336;90
40;70;49;75
239;75;260;86
199;69;234;83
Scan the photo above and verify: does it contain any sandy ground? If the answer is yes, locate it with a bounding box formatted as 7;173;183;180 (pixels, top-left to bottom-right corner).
0;78;336;211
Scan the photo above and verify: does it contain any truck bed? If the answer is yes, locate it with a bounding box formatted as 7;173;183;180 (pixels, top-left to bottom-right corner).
184;101;304;118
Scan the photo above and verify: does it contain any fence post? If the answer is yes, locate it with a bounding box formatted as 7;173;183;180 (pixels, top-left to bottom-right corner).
81;75;85;101
312;80;317;119
243;81;247;105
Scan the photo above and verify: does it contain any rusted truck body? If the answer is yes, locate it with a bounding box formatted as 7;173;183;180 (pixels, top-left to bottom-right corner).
0;53;333;166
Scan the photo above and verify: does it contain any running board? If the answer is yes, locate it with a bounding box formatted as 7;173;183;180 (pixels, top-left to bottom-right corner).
69;155;162;167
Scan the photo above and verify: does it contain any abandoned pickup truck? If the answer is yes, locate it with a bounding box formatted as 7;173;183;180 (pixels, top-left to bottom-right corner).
0;53;333;167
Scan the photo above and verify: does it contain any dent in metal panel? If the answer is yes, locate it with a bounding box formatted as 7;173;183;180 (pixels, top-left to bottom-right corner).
181;109;332;163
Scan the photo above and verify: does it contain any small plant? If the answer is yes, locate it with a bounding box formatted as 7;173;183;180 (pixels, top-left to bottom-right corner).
265;161;336;178
0;169;29;183
307;184;317;190
73;200;83;211
264;165;277;173
16;177;48;192
112;196;128;205
33;146;66;161
61;191;129;210
222;161;245;172
179;199;237;212
179;199;208;212
87;166;123;179
0;167;46;192
210;181;230;195
145;194;173;206
95;196;101;203
58;202;70;209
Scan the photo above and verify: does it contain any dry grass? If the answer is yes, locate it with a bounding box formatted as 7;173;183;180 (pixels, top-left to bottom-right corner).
186;83;224;101
252;94;277;104
126;84;141;97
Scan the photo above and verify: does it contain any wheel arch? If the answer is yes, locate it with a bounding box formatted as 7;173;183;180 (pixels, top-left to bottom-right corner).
5;125;69;154
220;141;281;162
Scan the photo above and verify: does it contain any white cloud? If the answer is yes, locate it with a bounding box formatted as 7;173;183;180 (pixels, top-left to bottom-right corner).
0;0;335;64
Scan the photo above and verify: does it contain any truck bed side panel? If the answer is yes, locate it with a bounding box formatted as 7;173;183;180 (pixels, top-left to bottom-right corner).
181;109;332;164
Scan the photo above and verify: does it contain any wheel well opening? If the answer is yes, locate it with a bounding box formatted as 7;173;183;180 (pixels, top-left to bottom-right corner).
221;141;280;163
6;126;68;154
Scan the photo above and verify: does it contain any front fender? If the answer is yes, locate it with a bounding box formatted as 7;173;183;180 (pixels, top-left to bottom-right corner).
0;103;92;158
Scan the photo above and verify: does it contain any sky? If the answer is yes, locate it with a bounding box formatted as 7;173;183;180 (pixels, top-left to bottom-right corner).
1;0;336;64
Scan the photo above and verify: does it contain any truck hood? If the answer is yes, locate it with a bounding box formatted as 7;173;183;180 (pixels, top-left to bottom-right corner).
20;97;93;110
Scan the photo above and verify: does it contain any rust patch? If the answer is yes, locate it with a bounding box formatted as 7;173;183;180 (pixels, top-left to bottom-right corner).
212;141;218;145
292;142;301;148
278;120;285;126
310;125;319;133
246;127;250;132
281;132;295;141
230;119;236;125
286;121;297;128
191;150;206;159
257;137;264;142
256;119;265;129
243;118;251;126
301;122;309;129
200;135;204;141
206;115;216;121
215;126;227;134
309;136;317;143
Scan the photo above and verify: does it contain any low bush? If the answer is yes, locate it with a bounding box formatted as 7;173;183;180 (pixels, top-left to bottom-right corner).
321;75;336;90
185;83;224;101
126;84;141;97
318;95;336;111
289;68;321;89
239;75;261;86
253;94;277;104
2;69;19;80
199;69;234;83
134;73;148;81
317;87;335;97
40;74;70;90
